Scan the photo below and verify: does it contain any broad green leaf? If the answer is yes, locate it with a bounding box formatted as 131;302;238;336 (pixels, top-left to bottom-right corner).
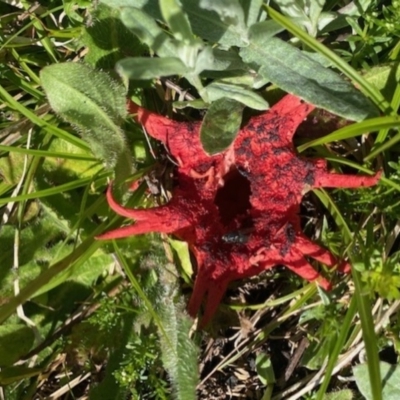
0;324;34;367
354;362;400;400
38;137;101;183
201;48;248;74
120;0;248;47
199;0;246;28
159;302;199;400
33;250;113;297
323;389;354;400
363;63;400;101
119;7;175;58
240;0;263;26
40;63;132;182
194;46;215;75
256;353;275;385
240;36;378;121
119;6;204;72
0;151;26;185
0;212;65;280
177;0;250;47
82;3;146;69
160;0;193;41
173;99;208;109
213;73;270;90
169;238;193;280
117;57;189;79
248;19;285;40
0;235;104;325
200;98;244;154
0;366;43;385
205;81;269;110
272;0;325;36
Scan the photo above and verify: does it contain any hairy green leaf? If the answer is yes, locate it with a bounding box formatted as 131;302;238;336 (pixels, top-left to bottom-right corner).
40;63;132;181
117;57;189;80
240;36;378;121
119;7;175;58
205;81;269;110
272;0;325;36
157;271;199;400
200;0;246;28
0;324;34;367
200;98;244;154
160;0;193;41
239;0;263;26
82;3;146;69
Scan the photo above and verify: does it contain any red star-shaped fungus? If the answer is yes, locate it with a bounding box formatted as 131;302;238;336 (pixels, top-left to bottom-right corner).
97;94;381;326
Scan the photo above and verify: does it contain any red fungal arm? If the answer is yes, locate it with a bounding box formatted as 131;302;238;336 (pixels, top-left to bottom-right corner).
200;281;229;327
313;169;382;188
96;185;191;240
188;269;229;327
127;100;206;168
270;95;315;142
295;235;343;268
310;158;382;188
284;249;332;291
128;100;172;143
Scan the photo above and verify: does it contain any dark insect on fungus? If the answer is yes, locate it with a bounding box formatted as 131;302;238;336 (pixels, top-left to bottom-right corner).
97;95;381;327
221;230;250;245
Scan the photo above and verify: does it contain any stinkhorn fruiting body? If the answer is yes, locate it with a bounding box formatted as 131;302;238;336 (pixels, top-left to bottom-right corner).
97;95;381;326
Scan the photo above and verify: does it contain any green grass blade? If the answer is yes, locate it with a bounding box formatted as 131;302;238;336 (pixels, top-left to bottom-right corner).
313;190;382;398
0;84;90;151
0;170;109;205
0;144;97;161
3;70;44;100
364;129;400;161
312;189;352;241
297;116;400;153
351;259;382;400
316;296;357;400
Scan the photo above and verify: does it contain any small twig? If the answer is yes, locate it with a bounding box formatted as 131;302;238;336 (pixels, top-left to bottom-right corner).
283;337;309;383
162;78;196;101
47;372;91;399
